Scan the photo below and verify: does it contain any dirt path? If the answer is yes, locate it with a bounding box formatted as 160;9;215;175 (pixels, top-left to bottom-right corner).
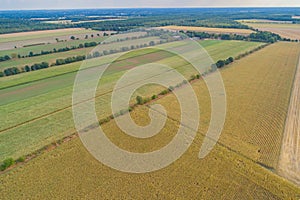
278;53;300;186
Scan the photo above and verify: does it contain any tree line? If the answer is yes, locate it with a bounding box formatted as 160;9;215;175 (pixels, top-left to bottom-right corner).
185;30;297;43
0;62;49;77
0;55;11;62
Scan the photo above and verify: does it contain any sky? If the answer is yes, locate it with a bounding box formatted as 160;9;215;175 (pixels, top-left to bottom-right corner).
0;0;299;10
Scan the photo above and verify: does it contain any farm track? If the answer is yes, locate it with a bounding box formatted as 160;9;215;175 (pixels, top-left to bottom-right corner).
278;53;300;186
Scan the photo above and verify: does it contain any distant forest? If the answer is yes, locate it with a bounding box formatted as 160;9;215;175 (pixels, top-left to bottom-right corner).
0;8;300;34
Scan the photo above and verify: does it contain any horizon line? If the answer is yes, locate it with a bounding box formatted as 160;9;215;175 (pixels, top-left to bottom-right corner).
1;6;300;11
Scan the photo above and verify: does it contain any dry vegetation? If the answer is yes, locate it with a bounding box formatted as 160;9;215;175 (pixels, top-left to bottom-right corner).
0;28;92;41
242;23;300;40
1;42;300;198
278;54;300;185
160;25;255;35
155;42;300;169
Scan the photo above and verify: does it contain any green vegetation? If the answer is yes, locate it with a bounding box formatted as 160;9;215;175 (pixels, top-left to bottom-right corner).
0;55;11;62
0;158;15;171
215;57;234;68
186;30;283;43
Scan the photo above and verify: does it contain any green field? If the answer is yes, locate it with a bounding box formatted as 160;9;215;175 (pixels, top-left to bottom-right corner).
0;40;264;161
1;42;300;199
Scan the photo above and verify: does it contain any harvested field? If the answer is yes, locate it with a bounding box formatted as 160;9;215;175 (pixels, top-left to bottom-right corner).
243;23;300;40
160;25;254;35
0;37;104;57
278;54;300;185
0;28;94;42
0;32;105;51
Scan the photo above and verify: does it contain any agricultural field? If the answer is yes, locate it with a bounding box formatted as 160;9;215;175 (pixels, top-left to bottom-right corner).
1;42;300;199
0;37;105;57
278;54;300;185
0;36;160;70
1;7;300;199
157;42;300;169
241;22;300;40
0;39;264;161
0;28;109;51
160;25;255;35
0;28;95;43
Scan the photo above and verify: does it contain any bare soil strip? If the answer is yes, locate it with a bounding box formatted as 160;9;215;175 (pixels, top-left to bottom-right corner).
278;53;300;185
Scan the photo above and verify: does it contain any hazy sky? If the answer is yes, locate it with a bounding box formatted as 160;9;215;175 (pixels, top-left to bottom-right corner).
1;0;299;10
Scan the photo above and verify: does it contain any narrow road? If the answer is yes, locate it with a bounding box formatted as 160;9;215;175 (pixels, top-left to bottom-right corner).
278;53;300;186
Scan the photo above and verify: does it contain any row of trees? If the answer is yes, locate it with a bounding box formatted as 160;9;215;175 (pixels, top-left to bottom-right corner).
215;57;234;68
21;42;99;59
55;56;86;66
1;62;50;76
2;67;20;76
70;33;107;40
0;55;11;62
185;30;286;43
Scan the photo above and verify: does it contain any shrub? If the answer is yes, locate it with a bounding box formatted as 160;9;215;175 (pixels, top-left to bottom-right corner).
182;80;188;84
168;86;175;92
144;97;151;104
99;117;111;125
216;60;225;68
0;158;15;171
136;96;144;105
189;75;196;81
159;90;169;95
152;95;158;100
128;106;134;112
16;156;25;163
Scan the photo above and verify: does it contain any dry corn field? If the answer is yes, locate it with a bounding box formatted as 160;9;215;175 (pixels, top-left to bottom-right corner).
278;53;300;185
242;23;300;40
1;42;300;199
